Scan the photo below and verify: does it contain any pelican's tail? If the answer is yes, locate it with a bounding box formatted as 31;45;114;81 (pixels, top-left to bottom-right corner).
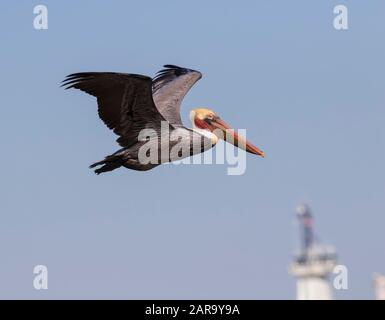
89;152;125;175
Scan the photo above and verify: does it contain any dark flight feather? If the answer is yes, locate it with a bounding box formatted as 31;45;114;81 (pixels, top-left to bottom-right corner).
62;72;166;147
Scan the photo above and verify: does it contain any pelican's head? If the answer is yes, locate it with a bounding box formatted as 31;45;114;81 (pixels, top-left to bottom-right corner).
189;108;264;157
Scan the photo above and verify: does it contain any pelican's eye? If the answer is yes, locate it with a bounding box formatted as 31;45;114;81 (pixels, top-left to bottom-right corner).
205;114;215;123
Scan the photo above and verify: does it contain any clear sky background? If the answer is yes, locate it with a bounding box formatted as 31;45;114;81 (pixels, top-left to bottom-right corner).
0;1;384;299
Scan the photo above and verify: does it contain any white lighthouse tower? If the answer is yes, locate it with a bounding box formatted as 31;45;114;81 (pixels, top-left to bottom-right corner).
373;273;385;300
289;204;337;300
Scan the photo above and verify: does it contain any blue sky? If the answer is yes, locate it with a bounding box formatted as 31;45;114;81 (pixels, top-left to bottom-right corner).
0;1;384;299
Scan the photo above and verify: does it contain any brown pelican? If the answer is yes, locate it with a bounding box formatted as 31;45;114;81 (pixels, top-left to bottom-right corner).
62;65;264;174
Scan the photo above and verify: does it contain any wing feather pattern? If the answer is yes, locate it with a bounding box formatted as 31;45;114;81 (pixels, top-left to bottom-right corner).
152;65;202;127
62;72;166;147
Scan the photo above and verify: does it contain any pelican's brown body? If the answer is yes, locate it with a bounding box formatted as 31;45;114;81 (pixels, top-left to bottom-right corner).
89;127;214;172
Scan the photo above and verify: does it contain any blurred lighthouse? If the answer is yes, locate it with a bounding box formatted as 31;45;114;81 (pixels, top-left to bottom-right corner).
373;273;385;300
289;204;337;300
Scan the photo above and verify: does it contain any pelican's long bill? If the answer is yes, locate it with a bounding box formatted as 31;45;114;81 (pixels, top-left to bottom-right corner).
209;117;265;157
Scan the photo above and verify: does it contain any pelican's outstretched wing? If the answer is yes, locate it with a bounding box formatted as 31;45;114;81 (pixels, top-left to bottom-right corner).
62;72;167;147
152;65;202;127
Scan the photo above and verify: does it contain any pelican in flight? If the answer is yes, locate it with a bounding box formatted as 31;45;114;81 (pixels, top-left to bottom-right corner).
62;65;264;174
